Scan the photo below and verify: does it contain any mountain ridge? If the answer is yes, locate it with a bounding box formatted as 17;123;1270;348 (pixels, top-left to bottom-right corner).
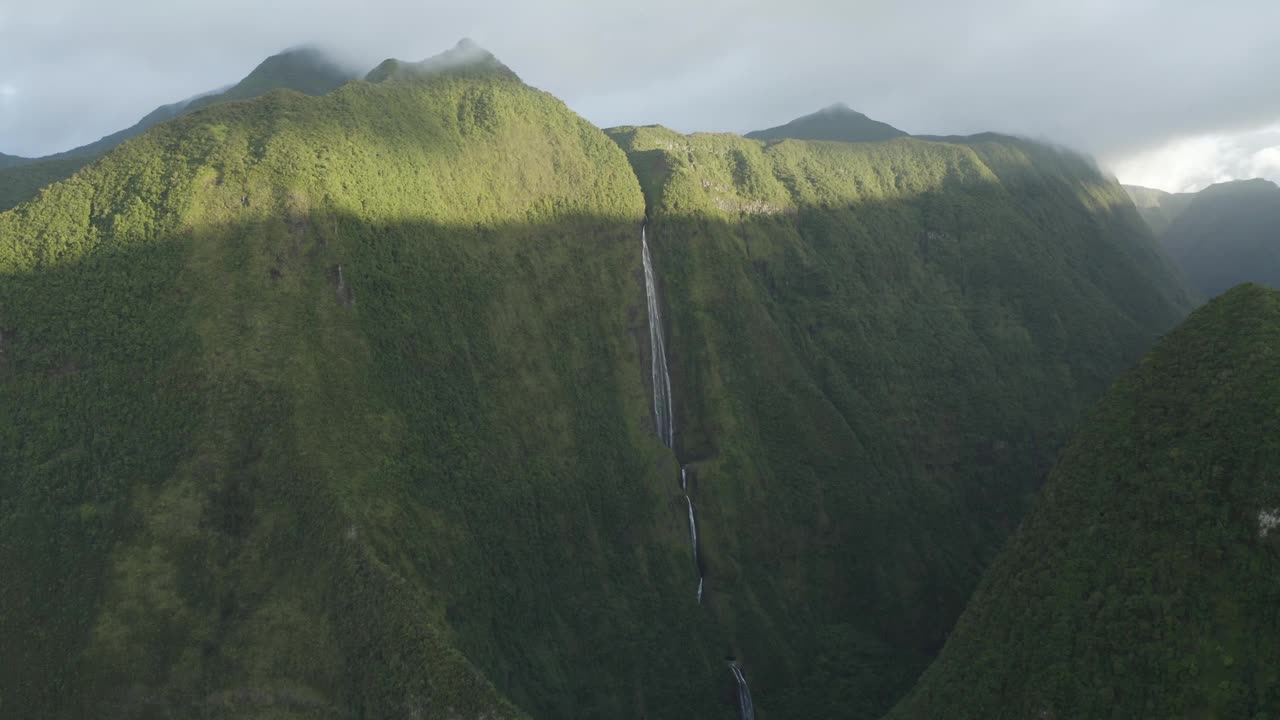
1122;183;1197;235
1159;178;1280;297
746;103;908;143
0;46;360;212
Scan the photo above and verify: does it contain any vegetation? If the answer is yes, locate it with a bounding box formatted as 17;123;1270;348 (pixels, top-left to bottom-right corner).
0;47;357;212
0;152;33;170
0;156;97;212
1123;183;1196;236
745;103;907;143
888;283;1280;719
607;125;1193;717
1;47;1198;719
0;50;739;719
1161;178;1280;298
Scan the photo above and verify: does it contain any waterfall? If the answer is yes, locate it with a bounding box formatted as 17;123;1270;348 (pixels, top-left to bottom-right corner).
684;494;703;602
729;662;756;720
644;224;752;707
642;225;674;448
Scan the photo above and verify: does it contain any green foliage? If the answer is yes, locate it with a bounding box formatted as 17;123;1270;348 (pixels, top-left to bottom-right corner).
0;60;735;720
1160;179;1280;298
0;156;96;211
1;48;1196;720
888;283;1280;720
0;47;356;212
607;125;1193;718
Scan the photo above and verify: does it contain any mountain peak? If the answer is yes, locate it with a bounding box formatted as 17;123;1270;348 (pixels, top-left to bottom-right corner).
1199;177;1280;197
366;39;517;84
819;102;859;114
746;103;906;143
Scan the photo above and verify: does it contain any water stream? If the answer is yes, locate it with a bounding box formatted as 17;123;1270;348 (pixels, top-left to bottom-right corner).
684;494;703;602
643;223;753;713
730;662;756;720
641;225;674;449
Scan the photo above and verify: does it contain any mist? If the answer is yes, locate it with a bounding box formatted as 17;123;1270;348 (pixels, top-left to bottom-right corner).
2;0;1278;189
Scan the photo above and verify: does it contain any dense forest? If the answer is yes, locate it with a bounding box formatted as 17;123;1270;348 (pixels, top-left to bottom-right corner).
0;47;357;213
0;39;1213;720
889;283;1280;719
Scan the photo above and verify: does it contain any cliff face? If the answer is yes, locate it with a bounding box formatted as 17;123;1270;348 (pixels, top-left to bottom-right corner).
607;125;1192;717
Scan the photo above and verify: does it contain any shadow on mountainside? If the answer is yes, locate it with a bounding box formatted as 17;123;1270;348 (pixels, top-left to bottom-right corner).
2;177;1188;719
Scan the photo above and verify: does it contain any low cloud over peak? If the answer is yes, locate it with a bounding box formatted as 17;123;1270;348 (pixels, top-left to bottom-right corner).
2;0;1277;190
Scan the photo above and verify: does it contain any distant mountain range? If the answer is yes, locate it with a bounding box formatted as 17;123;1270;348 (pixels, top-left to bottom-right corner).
1126;178;1280;297
1123;183;1198;235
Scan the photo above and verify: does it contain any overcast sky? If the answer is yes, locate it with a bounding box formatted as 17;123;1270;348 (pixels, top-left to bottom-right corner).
2;0;1277;192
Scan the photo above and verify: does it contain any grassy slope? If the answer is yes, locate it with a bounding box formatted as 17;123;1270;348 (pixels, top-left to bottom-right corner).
0;48;357;213
1161;179;1280;298
607;126;1194;718
889;283;1280;719
0;64;745;719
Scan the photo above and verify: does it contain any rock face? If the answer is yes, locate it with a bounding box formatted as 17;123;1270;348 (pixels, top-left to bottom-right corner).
888;283;1280;720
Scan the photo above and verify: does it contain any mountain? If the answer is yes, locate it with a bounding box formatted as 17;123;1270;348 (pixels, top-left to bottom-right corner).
606;125;1192;717
0;43;666;719
1;41;1195;719
365;38;516;82
0;47;358;212
1123;183;1197;235
888;282;1280;719
0;152;33;169
1159;178;1280;298
745;103;907;143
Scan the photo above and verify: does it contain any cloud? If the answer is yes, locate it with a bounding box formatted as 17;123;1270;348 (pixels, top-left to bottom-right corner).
1109;123;1280;192
1;0;1278;192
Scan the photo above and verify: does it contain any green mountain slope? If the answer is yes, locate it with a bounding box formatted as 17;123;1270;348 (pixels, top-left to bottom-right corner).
1161;178;1280;298
746;103;907;143
0;47;745;720
1123;183;1196;235
0;47;357;212
888;282;1280;720
0;152;33;170
606;126;1193;717
2;42;1197;719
